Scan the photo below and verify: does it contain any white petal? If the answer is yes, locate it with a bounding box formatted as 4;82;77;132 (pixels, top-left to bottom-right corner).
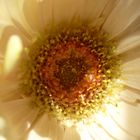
122;58;140;90
30;113;64;140
4;0;35;37
83;0;111;19
120;88;140;104
0;21;12;39
121;46;140;63
118;16;140;39
0;0;12;39
4;35;23;74
0;98;40;139
117;35;140;54
0;0;11;21
103;0;140;38
51;0;107;23
0;25;34;59
24;0;84;31
77;123;97;140
28;130;51;140
0;79;21;102
0;59;3;74
63;127;80;140
106;103;140;138
86;123;114;140
23;0;86;30
0;53;23;102
0;136;6;140
95;105;139;140
0;117;6;130
53;0;84;23
23;0;45;32
23;0;115;31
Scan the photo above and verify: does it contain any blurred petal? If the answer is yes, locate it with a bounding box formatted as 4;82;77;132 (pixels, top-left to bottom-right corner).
5;0;35;37
117;35;140;54
120;87;140;104
77;123;97;140
106;103;140;138
0;78;21;102
103;0;140;38
4;35;23;74
0;0;12;39
28;130;51;140
31;113;64;140
87;123;114;140
0;25;34;58
23;0;86;31
122;58;140;90
62;127;80;140
23;0;118;31
95;105;139;140
0;136;6;140
23;0;45;32
0;98;40;139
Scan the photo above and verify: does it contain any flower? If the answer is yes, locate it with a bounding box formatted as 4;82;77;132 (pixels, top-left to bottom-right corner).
0;0;140;140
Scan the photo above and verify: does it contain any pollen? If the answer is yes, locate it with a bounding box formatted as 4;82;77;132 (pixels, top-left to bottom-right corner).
20;20;121;123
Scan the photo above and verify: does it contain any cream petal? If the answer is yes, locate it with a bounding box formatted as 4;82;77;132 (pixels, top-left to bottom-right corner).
116;16;140;42
83;0;111;19
0;0;13;39
0;136;6;140
34;0;52;30
23;0;116;32
0;59;22;102
95;105;139;140
0;98;40;139
4;35;23;74
118;16;140;40
117;35;140;54
23;0;46;32
28;130;51;140
106;103;140;138
0;58;3;74
103;0;140;38
0;0;11;22
51;0;84;23
62;127;80;140
0;25;33;58
43;0;119;27
0;21;12;41
23;0;86;31
86;123;114;140
0;79;21;102
120;88;140;104
122;58;140;90
30;113;65;140
120;45;140;64
51;0;108;23
4;0;35;37
48;0;120;27
77;123;98;140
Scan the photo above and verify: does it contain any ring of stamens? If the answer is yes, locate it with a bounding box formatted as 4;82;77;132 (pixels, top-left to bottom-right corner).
21;22;120;122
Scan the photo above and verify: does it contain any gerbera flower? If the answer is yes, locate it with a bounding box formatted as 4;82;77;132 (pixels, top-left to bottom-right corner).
0;0;140;140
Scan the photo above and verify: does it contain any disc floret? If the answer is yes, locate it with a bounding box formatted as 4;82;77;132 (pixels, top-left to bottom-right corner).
20;21;121;122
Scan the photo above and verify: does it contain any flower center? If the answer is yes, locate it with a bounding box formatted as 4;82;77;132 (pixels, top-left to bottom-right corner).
21;21;121;122
40;41;101;104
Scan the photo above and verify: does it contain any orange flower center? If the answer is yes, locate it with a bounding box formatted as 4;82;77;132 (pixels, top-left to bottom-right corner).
40;41;102;105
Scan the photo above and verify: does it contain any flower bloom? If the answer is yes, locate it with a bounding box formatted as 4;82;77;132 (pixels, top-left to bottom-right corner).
0;0;140;140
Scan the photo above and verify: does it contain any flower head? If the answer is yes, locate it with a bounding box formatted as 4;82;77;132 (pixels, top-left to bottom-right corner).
0;0;140;140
